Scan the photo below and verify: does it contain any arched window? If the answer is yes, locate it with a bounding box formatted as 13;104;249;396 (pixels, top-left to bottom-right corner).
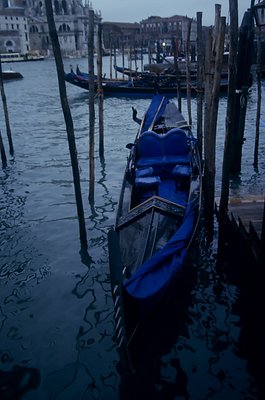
54;0;60;14
5;40;15;52
58;23;71;32
30;25;39;33
62;0;68;14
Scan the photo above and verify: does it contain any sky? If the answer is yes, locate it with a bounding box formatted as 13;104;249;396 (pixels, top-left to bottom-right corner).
91;0;253;26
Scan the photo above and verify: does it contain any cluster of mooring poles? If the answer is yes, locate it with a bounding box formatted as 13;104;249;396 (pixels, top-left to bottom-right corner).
217;0;265;263
192;1;264;251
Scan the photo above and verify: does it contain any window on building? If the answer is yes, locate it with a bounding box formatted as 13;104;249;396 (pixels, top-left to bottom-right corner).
17;24;19;29
5;40;14;52
59;23;71;32
6;23;8;29
54;0;60;15
30;25;39;33
62;0;68;14
25;32;28;40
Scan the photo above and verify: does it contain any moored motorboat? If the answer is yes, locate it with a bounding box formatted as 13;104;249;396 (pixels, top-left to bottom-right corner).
108;92;202;370
1;70;23;80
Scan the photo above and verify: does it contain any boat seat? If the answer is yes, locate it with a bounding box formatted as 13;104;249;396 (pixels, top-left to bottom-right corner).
172;165;191;179
135;167;154;178
135;176;160;188
136;129;190;169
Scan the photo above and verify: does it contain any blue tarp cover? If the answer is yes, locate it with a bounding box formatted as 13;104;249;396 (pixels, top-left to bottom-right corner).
123;200;197;305
141;94;169;132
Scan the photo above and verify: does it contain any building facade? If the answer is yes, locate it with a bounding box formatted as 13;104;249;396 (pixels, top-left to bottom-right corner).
0;0;99;56
0;7;29;54
140;15;197;57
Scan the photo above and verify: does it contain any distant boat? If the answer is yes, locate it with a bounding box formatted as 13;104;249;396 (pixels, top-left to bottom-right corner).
1;69;23;80
64;67;229;97
0;52;44;63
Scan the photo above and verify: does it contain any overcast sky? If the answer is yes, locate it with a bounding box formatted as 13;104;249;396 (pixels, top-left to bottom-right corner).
92;0;252;26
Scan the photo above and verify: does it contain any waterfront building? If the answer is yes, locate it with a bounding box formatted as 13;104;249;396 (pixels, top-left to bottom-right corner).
140;15;197;57
0;0;100;57
0;6;29;54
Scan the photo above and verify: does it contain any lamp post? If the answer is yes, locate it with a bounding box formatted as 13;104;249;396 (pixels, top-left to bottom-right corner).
230;0;265;175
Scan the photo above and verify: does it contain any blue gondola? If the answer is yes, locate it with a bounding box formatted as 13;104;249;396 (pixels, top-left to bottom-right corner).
108;92;202;370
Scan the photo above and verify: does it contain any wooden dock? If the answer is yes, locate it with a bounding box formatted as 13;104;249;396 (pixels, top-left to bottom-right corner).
217;195;264;264
228;196;264;239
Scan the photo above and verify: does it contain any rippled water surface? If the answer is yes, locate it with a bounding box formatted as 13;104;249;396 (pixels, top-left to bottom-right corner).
0;57;264;399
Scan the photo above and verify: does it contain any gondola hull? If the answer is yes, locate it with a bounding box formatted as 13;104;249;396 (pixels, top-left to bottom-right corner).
65;69;228;96
108;93;202;369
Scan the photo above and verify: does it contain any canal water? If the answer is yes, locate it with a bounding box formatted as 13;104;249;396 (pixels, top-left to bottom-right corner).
0;57;264;400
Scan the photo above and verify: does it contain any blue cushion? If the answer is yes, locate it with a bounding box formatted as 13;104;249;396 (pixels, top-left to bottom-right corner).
135;176;160;188
135;167;154;178
136;129;190;170
172;165;191;178
163;128;189;156
137;155;190;168
137;131;162;159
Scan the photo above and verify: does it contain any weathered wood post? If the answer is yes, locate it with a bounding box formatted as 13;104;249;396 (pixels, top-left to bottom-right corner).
196;12;203;158
121;37;125;79
219;0;239;218
97;21;104;159
254;26;262;168
172;37;182;112
262;199;265;250
88;9;95;203
204;9;226;227
0;130;7;167
141;41;144;72
44;0;87;248
148;40;152;65
109;38;113;79
185;17;192;126
114;44;117;79
0;58;14;156
230;7;255;174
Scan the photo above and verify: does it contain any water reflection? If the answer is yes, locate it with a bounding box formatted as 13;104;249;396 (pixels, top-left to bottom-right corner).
0;365;40;399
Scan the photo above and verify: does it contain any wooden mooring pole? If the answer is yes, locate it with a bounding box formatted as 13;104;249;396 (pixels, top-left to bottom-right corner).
0;130;7;168
0;58;14;156
185;17;192;127
44;0;88;249
230;8;255;174
204;8;226;229
254;26;262;169
219;0;239;219
88;9;95;204
97;21;104;159
196;12;203;158
172;37;182;112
